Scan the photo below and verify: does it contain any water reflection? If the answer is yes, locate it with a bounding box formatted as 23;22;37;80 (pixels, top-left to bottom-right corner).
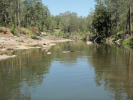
50;42;133;100
0;49;51;100
87;44;133;100
0;42;133;100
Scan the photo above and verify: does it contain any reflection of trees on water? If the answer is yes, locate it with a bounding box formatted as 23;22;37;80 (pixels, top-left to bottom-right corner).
87;44;133;100
1;42;133;100
0;49;51;100
49;41;95;67
51;42;133;100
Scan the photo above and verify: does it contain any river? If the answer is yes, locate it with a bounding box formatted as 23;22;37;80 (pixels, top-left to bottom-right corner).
0;41;133;100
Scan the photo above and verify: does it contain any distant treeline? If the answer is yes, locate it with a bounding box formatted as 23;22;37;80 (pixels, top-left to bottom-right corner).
0;0;92;34
0;0;52;30
0;0;133;43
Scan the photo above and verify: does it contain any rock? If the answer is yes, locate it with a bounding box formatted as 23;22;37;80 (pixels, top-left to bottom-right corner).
115;39;123;45
70;51;74;52
48;43;56;46
16;46;29;49
43;43;47;45
0;44;4;49
14;36;18;38
0;54;16;60
41;32;47;36
7;48;14;50
10;55;17;58
62;51;70;53
47;52;51;54
86;41;93;45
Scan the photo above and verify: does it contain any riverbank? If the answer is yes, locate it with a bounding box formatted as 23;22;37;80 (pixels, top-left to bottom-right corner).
0;34;73;60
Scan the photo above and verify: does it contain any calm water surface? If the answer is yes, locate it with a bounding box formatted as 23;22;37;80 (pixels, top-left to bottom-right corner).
0;41;133;100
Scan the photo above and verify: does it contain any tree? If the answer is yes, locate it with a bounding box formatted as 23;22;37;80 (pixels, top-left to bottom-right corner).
92;1;109;37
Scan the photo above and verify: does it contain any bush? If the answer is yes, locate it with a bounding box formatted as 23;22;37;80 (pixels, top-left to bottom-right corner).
123;36;133;47
19;27;32;35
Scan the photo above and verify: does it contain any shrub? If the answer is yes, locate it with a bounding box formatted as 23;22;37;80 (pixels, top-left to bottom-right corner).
123;36;133;47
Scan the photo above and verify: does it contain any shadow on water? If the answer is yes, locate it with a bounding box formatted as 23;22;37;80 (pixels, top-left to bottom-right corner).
0;41;133;100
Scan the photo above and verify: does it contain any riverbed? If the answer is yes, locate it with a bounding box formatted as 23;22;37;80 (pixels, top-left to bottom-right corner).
0;41;133;100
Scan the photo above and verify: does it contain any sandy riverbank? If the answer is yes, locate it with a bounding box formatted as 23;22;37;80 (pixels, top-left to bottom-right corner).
0;35;73;60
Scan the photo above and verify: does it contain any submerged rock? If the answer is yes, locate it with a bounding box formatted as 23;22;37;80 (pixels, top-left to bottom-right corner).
86;41;93;45
62;51;70;53
70;51;74;52
47;52;51;54
0;54;16;60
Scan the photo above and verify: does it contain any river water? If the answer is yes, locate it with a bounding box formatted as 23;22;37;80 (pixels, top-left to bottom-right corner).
0;41;133;100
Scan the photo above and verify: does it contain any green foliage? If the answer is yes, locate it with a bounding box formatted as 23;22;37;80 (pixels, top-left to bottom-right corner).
11;25;18;35
0;0;53;35
123;36;133;47
1;0;133;43
92;2;110;37
111;31;124;41
19;27;32;35
58;11;89;34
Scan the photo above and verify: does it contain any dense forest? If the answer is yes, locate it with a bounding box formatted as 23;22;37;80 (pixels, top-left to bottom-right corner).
0;0;133;46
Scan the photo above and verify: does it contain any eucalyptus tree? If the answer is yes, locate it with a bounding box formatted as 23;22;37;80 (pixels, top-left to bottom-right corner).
54;15;61;28
86;13;94;33
69;12;78;33
59;11;70;33
92;0;133;38
92;1;110;37
0;0;52;33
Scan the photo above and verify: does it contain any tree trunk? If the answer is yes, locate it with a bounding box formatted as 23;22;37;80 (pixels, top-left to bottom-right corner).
110;12;112;35
27;15;28;28
126;11;129;33
9;1;12;23
15;0;17;27
18;0;20;26
4;1;7;24
4;13;7;24
129;3;132;36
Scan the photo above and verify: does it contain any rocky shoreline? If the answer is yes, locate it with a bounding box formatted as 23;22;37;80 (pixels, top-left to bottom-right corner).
0;35;73;60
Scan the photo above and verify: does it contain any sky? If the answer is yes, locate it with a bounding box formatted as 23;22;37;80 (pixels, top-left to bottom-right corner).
42;0;96;17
